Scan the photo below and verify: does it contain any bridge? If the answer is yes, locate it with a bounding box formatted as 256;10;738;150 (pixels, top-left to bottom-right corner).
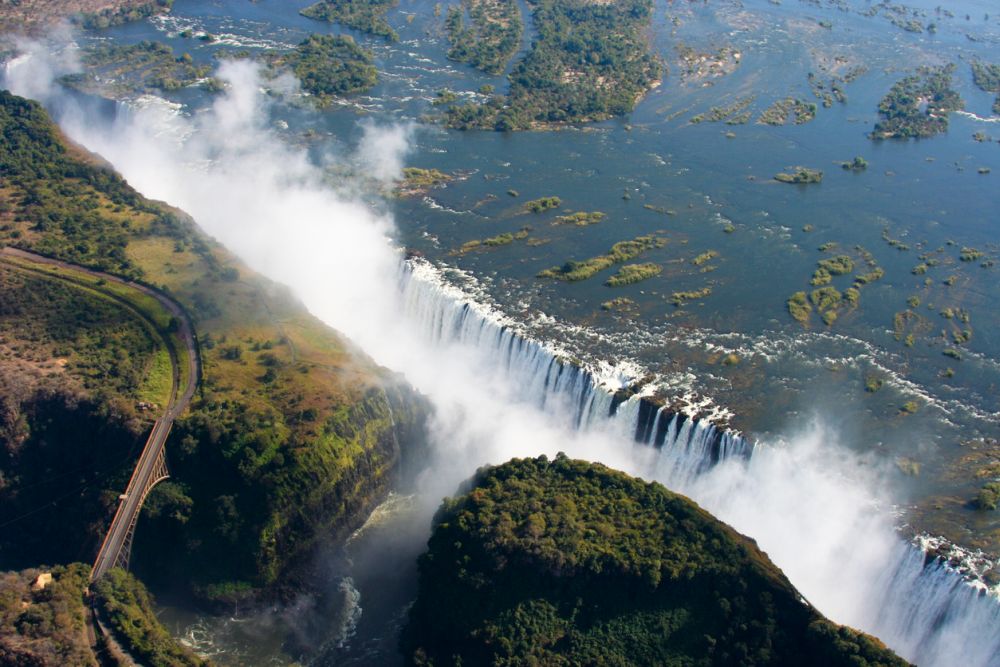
0;247;200;582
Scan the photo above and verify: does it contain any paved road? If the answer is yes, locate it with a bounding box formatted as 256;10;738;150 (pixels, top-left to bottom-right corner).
0;247;199;581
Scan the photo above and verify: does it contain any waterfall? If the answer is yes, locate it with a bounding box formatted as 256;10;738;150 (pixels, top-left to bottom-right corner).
398;258;1000;667
864;543;1000;667
398;258;756;472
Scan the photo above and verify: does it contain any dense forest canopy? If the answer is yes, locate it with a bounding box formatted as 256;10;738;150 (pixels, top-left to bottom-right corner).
403;455;909;666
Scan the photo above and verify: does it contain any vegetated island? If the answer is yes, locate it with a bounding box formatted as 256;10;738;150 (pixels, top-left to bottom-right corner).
774;167;823;184
446;0;523;75
553;210;605;226
970;60;1000;115
605;262;661;287
758;97;817;125
538;234;665;282
787;246;884;327
452;227;531;254
64;34;379;103
524;195;561;213
0;0;172;34
0;88;428;639
871;64;963;139
62;40;217;97
808;65;867;108
690;95;755;125
264;34;378;102
675;43;741;82
842;156;868;171
402;455;910;666
442;0;662;130
396;167;454;196
301;0;400;41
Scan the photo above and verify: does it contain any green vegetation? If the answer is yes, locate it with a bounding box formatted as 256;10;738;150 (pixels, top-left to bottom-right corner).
789;246;880;327
0;563;202;666
446;0;523;75
970;61;1000;114
397;167;453;195
0;258;176;407
538;235;665;282
402;455;908;666
524;196;561;213
842;156;868;171
453;228;533;255
443;0;661;129
900;401;919;415
93;568;209;666
690;95;754;124
818;255;854;275
676;44;741;83
62;41;213;97
0;91;427;597
853;267;884;285
865;376;884;393
807;67;866;108
758;97;817;125
432;89;459;106
670;286;712;307
973;482;1000;511
959;247;984;262
77;0;173;30
0;564;93;666
271;34;378;102
872;65;963;139
810;286;842;311
881;228;910;251
62;35;377;106
605;263;661;287
691;250;718;266
601;297;635;311
774;167;823;184
484;232;516;246
553;211;605;226
301;0;400;41
810;268;832;286
787;291;812;325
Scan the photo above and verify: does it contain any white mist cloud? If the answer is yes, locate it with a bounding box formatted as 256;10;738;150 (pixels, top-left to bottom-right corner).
356;119;415;186
4;46;998;666
2;28;79;104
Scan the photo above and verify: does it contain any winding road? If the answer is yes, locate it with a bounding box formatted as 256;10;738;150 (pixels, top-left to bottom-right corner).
0;247;199;581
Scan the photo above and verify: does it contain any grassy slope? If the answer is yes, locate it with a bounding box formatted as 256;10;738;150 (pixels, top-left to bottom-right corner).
0;90;426;596
403;455;910;666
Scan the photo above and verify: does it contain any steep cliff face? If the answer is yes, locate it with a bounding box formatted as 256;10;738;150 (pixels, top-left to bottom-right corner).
0;90;430;600
403;455;910;667
134;381;430;598
0;386;144;571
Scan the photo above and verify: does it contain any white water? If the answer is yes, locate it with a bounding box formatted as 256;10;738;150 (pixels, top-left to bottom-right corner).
4;55;999;666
